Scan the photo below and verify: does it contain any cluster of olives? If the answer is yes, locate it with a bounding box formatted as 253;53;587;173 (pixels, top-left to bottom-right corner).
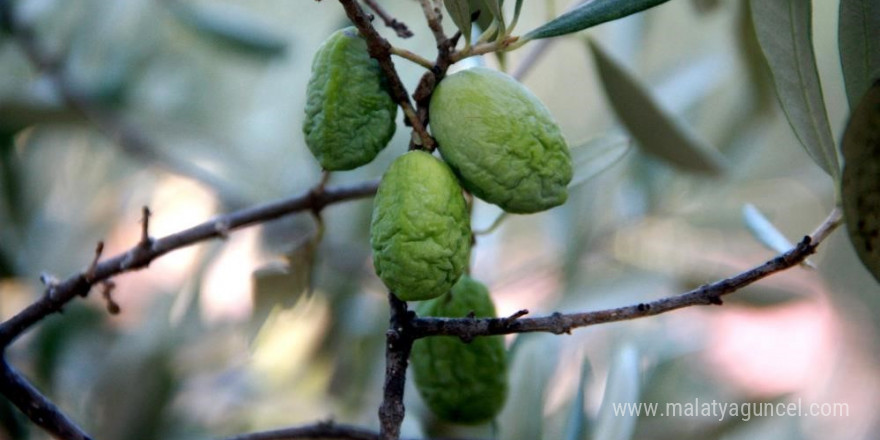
303;27;572;425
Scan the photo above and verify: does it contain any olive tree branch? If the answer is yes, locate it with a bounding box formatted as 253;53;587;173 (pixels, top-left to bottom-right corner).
0;179;378;348
0;359;93;440
217;421;383;440
217;420;480;440
411;231;825;339
362;0;413;38
378;293;414;440
416;0;449;48
337;0;434;150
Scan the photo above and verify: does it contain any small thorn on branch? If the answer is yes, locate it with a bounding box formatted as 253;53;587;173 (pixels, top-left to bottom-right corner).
502;309;529;325
363;0;414;38
85;241;104;283
139;206;152;246
100;281;120;315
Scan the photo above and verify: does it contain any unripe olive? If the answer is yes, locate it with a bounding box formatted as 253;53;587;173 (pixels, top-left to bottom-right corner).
370;151;471;301
411;275;508;424
303;27;397;171
430;67;573;214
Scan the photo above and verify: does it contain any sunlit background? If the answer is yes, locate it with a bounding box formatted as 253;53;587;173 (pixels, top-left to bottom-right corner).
0;0;877;439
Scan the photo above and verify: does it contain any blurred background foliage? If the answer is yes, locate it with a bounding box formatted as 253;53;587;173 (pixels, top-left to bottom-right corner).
0;0;877;439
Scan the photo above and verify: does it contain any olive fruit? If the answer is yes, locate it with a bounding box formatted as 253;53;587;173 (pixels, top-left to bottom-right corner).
841;79;880;282
411;275;508;424
303;27;397;171
430;67;573;214
370;151;471;301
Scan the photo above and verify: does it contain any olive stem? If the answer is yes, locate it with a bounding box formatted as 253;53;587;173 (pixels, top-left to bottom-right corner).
338;0;435;150
390;46;435;69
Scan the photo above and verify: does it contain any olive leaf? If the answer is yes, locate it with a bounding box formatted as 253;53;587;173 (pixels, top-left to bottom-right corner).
443;0;473;45
481;0;505;34
588;40;726;175
167;1;287;58
593;345;640;440
523;0;671;41
749;0;839;179
742;203;815;268
838;0;880;110
511;0;524;29
742;204;795;255
841;80;880;283
568;136;632;189
562;360;592;440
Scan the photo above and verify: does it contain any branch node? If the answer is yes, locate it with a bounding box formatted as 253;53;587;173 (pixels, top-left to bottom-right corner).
214;220;231;239
637;303;651;312
707;295;723;306
550;312;571;335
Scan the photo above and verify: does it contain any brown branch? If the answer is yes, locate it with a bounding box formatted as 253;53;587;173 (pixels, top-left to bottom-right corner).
337;0;434;150
363;0;413;38
218;421;380;440
378;293;413;440
217;421;482;440
0;179;378;348
411;235;818;339
416;0;448;48
0;359;93;440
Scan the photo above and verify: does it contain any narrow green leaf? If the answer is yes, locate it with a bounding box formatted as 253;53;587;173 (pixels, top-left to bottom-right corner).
524;0;671;40
588;40;726;175
749;0;840;179
838;0;880;109
444;0;473;45
742;203;816;268
593;345;640;440
742;203;795;255
841;80;880;283
513;0;525;27
562;360;592;440
168;1;287;58
482;0;505;34
568;136;632;189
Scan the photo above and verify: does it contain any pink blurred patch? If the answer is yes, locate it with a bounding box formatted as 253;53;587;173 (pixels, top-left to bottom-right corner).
704;300;836;396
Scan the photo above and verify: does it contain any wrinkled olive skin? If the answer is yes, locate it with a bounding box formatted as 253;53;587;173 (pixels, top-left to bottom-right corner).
430;67;572;213
411;276;508;424
370;151;471;301
303;27;397;171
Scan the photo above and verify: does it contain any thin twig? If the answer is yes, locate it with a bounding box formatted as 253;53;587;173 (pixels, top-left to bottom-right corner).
0;179;379;348
390;46;434;69
0;359;93;440
411;235;820;339
218;421;380;440
217;421;480;440
337;0;434;150
810;206;843;244
378;293;413;440
416;0;448;48
363;0;413;38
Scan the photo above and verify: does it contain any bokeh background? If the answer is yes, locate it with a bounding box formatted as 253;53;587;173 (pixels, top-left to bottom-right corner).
0;0;877;439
